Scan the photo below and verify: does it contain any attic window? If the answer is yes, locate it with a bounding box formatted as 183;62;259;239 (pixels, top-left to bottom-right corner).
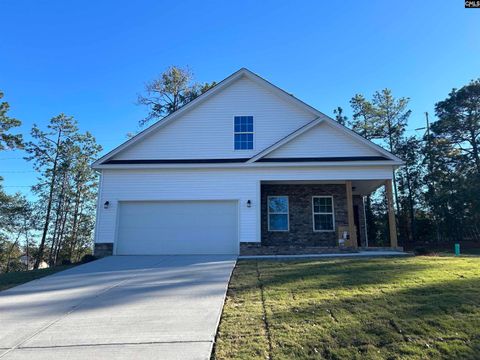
234;116;253;150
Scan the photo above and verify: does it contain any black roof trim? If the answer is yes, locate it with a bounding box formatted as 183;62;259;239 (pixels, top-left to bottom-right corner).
103;156;390;165
103;158;250;165
257;156;389;162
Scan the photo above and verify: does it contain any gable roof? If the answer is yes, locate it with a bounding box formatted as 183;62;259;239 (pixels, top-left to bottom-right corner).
92;68;403;169
248;117;403;164
93;68;328;168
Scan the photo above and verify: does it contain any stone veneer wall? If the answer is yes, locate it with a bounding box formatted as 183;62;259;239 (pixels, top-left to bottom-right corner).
94;243;113;257
261;184;352;247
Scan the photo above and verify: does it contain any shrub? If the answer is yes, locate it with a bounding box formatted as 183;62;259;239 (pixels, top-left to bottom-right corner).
414;246;432;256
80;254;97;264
61;259;72;266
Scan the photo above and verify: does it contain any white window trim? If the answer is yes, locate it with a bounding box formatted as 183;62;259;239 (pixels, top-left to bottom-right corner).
267;196;289;232
233;116;254;151
312;196;335;232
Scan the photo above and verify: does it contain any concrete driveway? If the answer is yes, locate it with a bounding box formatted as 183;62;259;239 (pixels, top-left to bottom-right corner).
0;255;236;360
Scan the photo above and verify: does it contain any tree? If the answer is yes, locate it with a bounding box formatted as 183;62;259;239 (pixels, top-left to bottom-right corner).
348;94;385;244
421;80;480;245
349;94;384;140
24;114;78;268
0;90;25;271
333;106;347;125
395;136;425;246
433;79;480;174
0;90;22;151
346;90;411;245
371;89;410;236
137;66;216;128
63;132;101;262
0;195;31;272
372;89;410;156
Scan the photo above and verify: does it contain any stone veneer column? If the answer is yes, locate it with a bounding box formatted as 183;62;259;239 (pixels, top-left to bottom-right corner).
93;243;113;257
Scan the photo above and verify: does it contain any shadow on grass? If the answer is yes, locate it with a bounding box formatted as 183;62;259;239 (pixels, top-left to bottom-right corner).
232;258;430;294
265;276;480;359
237;258;480;360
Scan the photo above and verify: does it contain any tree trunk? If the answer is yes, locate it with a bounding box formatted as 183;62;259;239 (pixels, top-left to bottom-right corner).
5;233;21;273
34;130;62;269
54;200;70;264
405;165;416;248
469;127;480;174
68;189;82;260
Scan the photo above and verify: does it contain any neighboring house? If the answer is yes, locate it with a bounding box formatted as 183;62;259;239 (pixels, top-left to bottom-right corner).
19;255;49;270
92;68;403;256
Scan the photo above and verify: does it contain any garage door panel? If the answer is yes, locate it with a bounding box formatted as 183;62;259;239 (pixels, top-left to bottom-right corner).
116;201;238;255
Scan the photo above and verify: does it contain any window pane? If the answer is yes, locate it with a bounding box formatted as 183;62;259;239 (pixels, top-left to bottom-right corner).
269;214;288;231
234;116;253;149
313;197;332;213
234;134;242;150
268;197;288;213
314;214;334;231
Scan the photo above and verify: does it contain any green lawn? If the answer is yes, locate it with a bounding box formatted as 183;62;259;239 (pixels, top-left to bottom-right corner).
213;256;480;360
0;265;75;291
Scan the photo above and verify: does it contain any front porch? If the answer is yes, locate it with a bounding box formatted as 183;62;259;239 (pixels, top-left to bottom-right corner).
241;179;400;256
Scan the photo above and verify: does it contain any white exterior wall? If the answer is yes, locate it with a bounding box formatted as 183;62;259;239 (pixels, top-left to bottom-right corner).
266;122;381;158
112;77;315;160
95;166;394;246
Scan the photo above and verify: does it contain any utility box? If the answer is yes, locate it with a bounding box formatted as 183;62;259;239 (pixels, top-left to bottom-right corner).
337;225;357;247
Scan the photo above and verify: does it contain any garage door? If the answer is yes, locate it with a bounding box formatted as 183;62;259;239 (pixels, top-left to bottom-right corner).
116;201;239;255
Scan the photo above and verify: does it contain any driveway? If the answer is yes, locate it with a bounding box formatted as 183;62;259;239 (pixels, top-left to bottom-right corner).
0;255;236;360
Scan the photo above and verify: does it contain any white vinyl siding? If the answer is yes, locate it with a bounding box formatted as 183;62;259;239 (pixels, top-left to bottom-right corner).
112;77;314;160
94;166;394;246
266;122;382;158
312;196;335;232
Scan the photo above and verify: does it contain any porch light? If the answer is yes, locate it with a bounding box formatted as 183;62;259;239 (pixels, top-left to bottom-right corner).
246;200;252;208
104;201;110;209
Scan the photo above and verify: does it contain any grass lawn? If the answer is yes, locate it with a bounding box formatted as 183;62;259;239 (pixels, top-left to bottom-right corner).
0;265;75;291
213;256;480;359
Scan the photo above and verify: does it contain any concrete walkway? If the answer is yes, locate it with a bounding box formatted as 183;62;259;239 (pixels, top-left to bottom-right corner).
0;255;236;360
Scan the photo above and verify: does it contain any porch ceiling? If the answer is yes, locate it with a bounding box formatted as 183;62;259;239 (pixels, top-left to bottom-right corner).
260;179;386;195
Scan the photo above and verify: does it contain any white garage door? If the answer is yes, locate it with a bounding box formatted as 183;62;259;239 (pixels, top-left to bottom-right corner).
116;201;239;255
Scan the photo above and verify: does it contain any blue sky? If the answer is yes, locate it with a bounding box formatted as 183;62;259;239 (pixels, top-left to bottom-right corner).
1;0;479;197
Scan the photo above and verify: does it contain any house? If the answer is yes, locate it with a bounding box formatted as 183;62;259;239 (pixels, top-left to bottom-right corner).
91;68;403;256
19;255;49;270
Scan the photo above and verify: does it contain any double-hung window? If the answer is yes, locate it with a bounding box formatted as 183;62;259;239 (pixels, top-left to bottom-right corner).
268;196;289;231
234;116;253;150
312;196;335;231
